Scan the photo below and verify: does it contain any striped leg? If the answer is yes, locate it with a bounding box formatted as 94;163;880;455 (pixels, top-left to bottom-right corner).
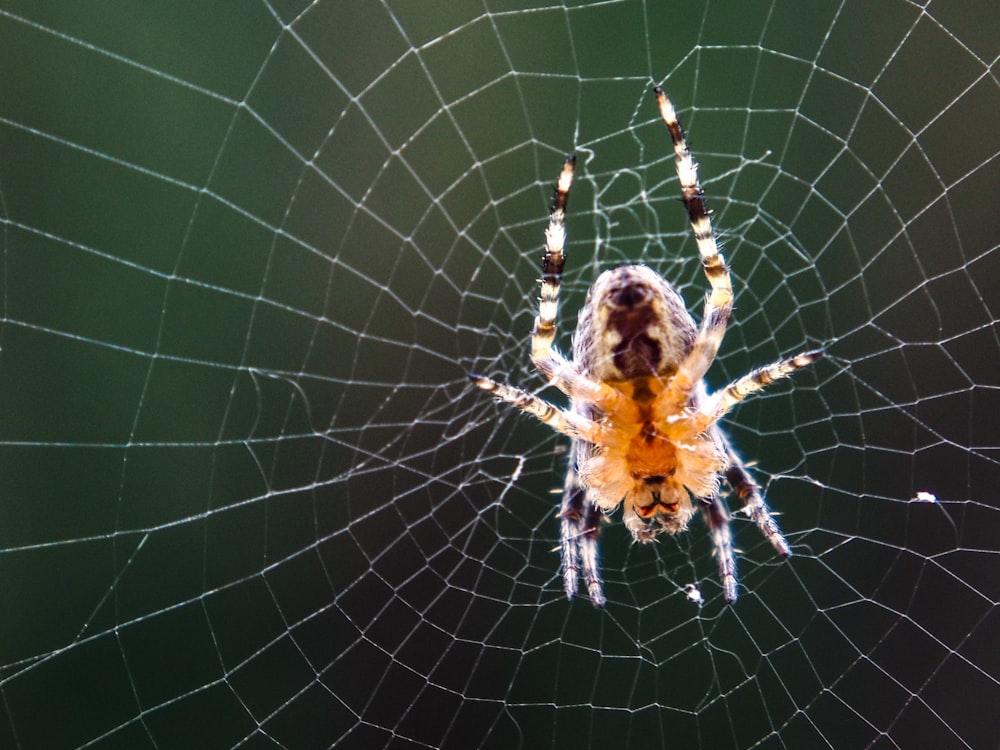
530;154;573;373
529;154;625;411
693;350;822;431
699;494;738;603
717;428;791;558
653;86;734;407
559;460;606;606
469;375;608;444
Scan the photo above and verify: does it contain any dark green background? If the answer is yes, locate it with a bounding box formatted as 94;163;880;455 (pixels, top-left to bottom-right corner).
1;1;998;748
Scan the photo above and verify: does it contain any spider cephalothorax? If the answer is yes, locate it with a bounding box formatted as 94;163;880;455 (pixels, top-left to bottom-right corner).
472;86;820;605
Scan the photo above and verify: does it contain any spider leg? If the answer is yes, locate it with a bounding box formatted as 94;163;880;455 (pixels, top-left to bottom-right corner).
529;154;627;412
654;87;730;306
531;154;574;367
653;86;733;410
559;459;606;606
717;428;791;558
698;493;738;603
470;375;609;443
692;350;822;431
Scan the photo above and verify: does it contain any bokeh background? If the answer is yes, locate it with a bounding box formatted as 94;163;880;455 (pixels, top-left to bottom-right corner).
1;1;998;748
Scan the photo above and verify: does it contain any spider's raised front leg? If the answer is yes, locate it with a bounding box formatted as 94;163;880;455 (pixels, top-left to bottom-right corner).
530;153;574;372
529;154;626;412
652;86;734;413
559;456;606;607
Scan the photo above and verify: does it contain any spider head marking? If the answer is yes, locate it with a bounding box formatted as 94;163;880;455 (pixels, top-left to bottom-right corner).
579;264;695;381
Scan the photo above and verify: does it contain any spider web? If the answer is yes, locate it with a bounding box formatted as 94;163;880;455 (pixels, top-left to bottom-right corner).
1;1;998;748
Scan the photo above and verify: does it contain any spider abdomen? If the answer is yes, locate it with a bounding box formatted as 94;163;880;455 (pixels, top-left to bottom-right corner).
574;264;696;383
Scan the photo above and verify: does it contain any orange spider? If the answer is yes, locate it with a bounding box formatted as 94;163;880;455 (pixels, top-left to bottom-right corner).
472;87;820;605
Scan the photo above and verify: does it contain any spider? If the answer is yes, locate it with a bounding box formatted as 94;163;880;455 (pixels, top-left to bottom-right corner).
471;86;820;605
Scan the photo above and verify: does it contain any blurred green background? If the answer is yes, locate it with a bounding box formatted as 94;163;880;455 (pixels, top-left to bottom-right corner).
1;1;998;748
